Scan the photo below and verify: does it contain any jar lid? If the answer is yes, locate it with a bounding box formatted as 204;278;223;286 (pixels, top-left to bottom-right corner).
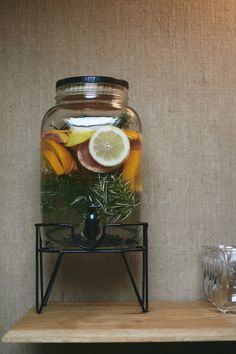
56;76;129;89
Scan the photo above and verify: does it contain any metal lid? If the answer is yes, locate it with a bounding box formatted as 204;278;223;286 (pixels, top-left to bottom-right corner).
56;76;129;89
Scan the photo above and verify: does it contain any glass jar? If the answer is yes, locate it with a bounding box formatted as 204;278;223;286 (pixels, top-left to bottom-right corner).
41;76;142;248
201;245;236;313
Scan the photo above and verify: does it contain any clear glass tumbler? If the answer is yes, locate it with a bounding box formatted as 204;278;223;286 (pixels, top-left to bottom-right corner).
201;245;236;313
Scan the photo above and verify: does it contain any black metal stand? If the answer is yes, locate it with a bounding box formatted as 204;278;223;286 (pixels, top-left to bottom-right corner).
35;222;148;313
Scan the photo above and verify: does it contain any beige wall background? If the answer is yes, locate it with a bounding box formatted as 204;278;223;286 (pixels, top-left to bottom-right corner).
1;0;236;353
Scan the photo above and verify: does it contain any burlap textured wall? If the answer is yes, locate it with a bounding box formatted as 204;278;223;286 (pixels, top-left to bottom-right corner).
1;0;236;353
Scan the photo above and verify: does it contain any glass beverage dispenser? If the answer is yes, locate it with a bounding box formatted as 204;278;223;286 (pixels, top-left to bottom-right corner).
41;76;142;248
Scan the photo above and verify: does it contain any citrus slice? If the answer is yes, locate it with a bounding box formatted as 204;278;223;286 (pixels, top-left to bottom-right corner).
77;142;116;173
124;130;140;140
88;126;130;167
42;129;69;144
65;129;94;147
42;139;74;175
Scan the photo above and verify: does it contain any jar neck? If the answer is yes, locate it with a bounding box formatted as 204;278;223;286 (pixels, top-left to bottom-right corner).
55;83;128;107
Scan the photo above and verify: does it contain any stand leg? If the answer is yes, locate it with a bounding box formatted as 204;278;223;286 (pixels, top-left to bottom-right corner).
35;223;74;313
37;253;63;313
39;236;44;305
42;253;63;307
121;252;147;312
36;226;39;313
121;223;148;313
36;222;149;313
143;223;148;311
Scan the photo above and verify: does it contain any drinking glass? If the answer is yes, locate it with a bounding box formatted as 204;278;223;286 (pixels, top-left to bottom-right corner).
201;245;236;313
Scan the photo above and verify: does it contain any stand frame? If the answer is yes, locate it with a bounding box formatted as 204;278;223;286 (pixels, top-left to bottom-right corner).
35;222;148;313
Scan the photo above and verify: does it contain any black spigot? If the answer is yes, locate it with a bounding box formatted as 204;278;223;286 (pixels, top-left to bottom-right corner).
82;206;100;243
72;205;104;249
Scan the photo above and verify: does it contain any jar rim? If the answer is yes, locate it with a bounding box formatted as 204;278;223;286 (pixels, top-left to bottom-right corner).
56;76;129;90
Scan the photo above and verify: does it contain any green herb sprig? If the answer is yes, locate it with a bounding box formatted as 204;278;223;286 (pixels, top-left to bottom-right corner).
113;113;131;129
42;172;139;224
87;174;140;223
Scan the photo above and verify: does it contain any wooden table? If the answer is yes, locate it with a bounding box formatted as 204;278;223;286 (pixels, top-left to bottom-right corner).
2;301;236;343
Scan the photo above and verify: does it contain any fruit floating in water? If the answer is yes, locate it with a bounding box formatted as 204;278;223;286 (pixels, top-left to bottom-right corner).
42;139;77;175
125;130;140;141
77;141;116;173
122;139;142;192
65;129;94;147
42;130;69;144
88;126;130;167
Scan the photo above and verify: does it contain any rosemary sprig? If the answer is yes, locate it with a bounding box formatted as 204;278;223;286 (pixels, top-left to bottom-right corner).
41;174;90;220
87;174;140;224
41;172;139;224
113;113;131;129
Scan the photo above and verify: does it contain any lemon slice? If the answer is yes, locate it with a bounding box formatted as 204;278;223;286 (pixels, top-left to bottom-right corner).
88;126;130;167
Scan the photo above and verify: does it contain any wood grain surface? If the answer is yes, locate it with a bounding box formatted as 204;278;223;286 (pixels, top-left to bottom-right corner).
1;0;236;353
3;301;236;343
